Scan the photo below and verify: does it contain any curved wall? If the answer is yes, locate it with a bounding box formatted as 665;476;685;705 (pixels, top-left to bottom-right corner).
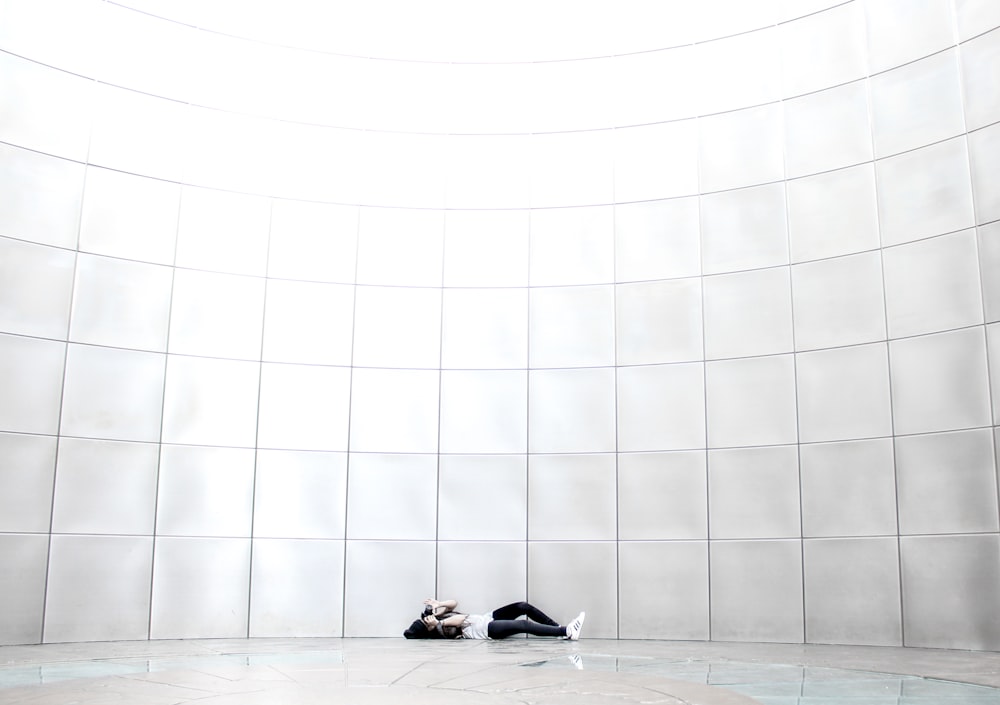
1;0;999;648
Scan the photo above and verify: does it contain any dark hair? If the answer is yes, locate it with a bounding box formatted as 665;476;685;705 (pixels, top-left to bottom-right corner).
403;618;430;639
402;614;462;639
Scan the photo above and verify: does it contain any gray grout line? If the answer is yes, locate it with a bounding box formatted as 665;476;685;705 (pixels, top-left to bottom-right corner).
861;3;906;648
340;204;362;638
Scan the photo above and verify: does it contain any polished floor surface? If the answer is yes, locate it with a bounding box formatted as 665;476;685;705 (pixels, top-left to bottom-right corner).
2;637;1000;705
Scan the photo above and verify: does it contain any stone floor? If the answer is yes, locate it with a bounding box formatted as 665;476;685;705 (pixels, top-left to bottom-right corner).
2;637;1000;704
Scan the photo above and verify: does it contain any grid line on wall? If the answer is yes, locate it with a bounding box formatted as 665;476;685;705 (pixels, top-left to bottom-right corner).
2;311;996;375
339;205;362;637
144;154;185;642
0;37;991;144
696;112;713;643
611;126;621;640
245;197;275;638
434;208;447;601
104;0;854;65
778;83;808;646
37;109;96;645
950;0;1000;541
861;3;905;647
523;206;533;608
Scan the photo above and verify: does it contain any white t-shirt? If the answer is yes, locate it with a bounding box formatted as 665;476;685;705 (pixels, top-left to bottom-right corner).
461;613;492;640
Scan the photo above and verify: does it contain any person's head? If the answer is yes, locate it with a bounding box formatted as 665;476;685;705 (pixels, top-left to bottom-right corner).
403;617;429;639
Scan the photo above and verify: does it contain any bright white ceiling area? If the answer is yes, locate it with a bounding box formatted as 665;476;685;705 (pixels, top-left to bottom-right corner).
107;0;843;61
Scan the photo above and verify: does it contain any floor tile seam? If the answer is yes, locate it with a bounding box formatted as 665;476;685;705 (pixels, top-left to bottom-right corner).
5;640;1000;679
679;659;1000;690
407;663;530;690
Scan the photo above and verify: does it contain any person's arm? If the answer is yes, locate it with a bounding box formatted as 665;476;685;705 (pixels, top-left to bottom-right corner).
437;612;466;628
422;612;466;634
424;598;458;615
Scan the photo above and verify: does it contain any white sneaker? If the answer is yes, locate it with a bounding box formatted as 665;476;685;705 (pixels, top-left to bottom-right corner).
564;612;585;641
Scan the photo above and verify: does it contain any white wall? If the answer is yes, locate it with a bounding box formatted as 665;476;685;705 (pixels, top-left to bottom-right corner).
1;0;999;648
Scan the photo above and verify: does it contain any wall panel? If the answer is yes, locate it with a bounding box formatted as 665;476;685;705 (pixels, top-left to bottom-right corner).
0;0;998;651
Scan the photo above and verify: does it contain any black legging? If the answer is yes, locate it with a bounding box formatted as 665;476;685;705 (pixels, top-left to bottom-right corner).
487;601;566;639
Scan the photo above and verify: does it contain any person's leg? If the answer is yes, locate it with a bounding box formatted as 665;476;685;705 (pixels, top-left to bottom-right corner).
488;619;566;640
491;602;560;626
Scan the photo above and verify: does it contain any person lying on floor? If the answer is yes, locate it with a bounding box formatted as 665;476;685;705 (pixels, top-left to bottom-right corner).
403;598;585;640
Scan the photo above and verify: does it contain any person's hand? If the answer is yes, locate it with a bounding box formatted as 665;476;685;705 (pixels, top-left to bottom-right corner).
422;614;438;629
423;598;439;608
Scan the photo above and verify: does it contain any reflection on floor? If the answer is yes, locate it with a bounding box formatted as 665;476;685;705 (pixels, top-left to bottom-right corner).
2;637;1000;705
